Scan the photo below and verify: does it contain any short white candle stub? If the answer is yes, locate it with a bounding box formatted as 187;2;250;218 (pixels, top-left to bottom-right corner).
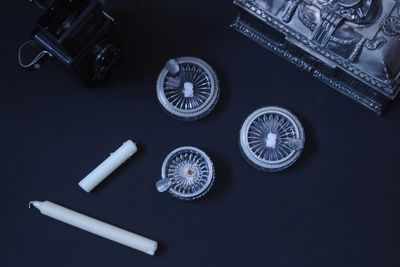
79;140;138;193
266;133;277;148
29;200;158;256
183;82;194;97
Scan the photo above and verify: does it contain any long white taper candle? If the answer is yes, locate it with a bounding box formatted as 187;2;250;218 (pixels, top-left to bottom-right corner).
29;201;158;256
79;140;137;192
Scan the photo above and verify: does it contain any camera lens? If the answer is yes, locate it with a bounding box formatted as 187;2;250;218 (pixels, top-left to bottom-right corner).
92;42;122;82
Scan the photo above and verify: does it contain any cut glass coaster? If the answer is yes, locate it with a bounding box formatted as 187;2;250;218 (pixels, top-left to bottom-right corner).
239;107;305;172
156;146;215;200
156;57;219;120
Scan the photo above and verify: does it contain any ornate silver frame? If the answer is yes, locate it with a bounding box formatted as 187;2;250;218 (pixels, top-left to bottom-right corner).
232;0;400;114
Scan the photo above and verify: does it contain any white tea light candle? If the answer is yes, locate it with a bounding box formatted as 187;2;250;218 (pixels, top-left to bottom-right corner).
29;200;158;256
79;140;137;192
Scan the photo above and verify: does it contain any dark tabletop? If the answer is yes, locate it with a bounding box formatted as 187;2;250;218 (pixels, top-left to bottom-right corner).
2;1;400;266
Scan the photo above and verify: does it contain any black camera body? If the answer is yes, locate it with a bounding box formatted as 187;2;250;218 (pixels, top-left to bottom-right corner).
31;0;121;86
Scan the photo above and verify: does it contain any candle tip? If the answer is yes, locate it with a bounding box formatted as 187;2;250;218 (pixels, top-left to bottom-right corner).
28;201;42;210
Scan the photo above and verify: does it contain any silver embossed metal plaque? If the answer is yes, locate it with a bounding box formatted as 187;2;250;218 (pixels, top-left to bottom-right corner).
232;0;400;114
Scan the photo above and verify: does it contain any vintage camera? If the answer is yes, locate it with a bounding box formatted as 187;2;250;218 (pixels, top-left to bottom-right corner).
24;0;121;86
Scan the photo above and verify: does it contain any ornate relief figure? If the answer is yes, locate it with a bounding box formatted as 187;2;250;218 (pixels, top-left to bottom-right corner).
317;0;381;24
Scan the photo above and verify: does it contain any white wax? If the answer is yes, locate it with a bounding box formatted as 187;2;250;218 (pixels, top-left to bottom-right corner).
79;140;137;192
183;82;194;97
30;201;158;255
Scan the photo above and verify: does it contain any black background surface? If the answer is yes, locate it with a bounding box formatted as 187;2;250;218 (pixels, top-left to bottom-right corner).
1;1;400;266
